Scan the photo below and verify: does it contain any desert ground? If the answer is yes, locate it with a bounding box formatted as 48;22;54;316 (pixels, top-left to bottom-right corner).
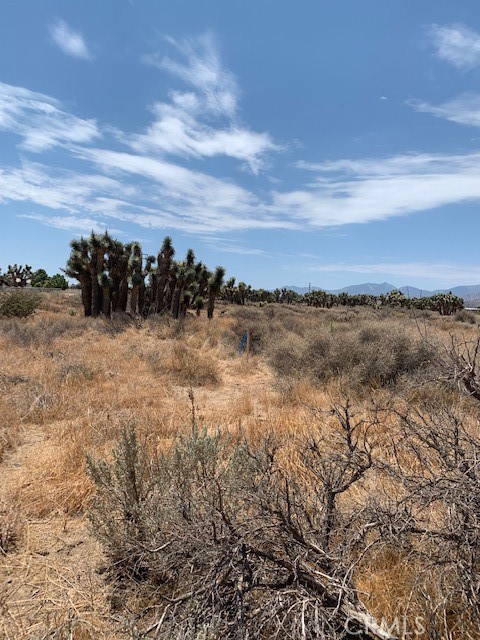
1;292;480;639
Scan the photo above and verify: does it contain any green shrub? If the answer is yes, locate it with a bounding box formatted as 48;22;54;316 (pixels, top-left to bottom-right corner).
0;290;40;318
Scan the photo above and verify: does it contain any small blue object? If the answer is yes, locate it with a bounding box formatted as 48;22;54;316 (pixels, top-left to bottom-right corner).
239;332;248;354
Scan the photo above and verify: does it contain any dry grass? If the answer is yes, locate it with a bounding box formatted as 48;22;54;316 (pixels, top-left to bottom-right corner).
1;297;479;638
0;496;24;554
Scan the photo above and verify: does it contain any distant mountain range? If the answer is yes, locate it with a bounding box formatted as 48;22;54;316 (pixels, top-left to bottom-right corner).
285;282;480;306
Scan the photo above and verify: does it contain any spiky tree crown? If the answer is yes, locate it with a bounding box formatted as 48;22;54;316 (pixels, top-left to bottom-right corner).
209;266;226;293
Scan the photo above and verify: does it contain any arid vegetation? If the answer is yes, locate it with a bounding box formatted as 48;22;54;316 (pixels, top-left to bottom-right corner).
1;290;480;638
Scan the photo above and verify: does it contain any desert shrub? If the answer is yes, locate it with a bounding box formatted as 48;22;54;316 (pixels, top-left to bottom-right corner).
454;309;478;324
268;332;309;378
0;319;40;346
146;313;196;341
99;312;143;336
58;361;95;382
37;290;82;314
270;321;435;389
230;306;300;355
150;342;220;387
0;290;40;318
0;316;92;346
366;401;480;636
87;413;394;639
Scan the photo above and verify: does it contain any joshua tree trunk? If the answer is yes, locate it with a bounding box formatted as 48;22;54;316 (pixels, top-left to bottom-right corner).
130;284;139;314
171;286;182;319
138;282;145;316
102;286;111;316
149;273;157;306
118;279;128;312
90;243;105;317
91;274;101;317
166;278;175;312
155;273;169;313
207;292;215;319
207;267;225;319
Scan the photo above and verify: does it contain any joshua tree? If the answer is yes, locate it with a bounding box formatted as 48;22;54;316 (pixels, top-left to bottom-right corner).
128;244;156;316
171;258;195;319
181;290;192;318
207;266;226;319
155;236;175;313
381;289;406;308
237;281;247;305
194;296;205;316
100;272;113;317
429;292;463;316
129;243;142;315
65;233;225;319
66;232;123;317
64;238;93;316
108;240;131;312
88;233;108;316
1;264;33;287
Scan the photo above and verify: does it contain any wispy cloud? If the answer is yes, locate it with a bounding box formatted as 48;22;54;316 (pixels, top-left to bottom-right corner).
0;82;100;151
128;91;278;174
143;32;237;117
283;152;480;226
203;237;266;255
409;93;480;127
0;161;132;213
7;34;480;239
21;213;108;234
429;23;480;70
139;34;277;172
49;19;92;61
78;147;294;232
308;261;480;284
7;137;480;236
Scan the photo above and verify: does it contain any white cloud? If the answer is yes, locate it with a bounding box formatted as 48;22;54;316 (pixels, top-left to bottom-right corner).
429;23;480;70
0;161;132;213
139;34;278;172
21;213;108;234
409;93;480;127
7;141;480;237
7;37;480;239
284;152;480;226
49;19;92;60
0;81;100;151
129;91;278;173
143;32;237;117
307;261;480;284
203;237;266;255
78;147;295;232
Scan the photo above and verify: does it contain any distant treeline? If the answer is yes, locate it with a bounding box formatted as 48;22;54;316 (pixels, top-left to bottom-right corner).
0;264;68;289
220;282;465;316
1;252;465;318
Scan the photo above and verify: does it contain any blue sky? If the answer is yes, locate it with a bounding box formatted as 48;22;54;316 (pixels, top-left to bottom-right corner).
1;1;480;289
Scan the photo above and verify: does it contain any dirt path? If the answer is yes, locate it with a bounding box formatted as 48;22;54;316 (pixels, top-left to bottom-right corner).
0;422;113;639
